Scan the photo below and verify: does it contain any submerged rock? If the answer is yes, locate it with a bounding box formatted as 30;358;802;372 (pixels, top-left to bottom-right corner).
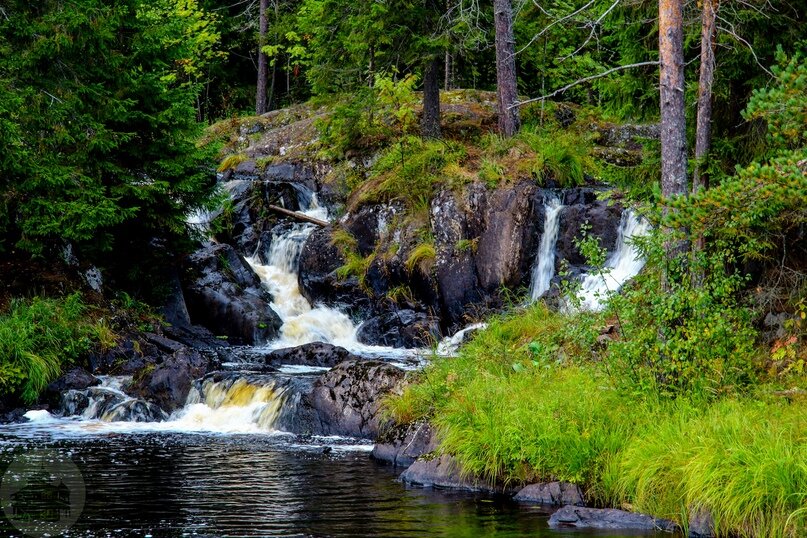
548;506;679;532
182;242;282;345
513;482;585;506
372;421;437;467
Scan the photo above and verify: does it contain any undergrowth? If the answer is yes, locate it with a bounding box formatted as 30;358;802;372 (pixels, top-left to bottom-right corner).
0;293;114;404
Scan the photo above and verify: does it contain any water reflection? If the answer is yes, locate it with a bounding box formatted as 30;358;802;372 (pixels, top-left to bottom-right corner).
0;433;663;537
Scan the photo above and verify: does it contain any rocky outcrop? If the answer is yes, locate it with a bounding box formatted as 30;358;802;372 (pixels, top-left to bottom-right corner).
302;359;407;438
372;421;438;467
182;242;282;345
513;482;585;506
548;506;679;532
126;348;211;413
356;310;440;348
297;227;373;317
243;342;359;369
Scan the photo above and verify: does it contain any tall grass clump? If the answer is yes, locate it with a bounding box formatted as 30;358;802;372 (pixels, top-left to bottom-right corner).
0;293;103;403
615;398;807;538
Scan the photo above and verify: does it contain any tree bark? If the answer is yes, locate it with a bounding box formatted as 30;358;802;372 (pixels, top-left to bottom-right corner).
494;0;520;137
444;50;452;91
693;0;717;195
255;0;269;114
659;0;688;270
421;55;442;138
659;0;687;199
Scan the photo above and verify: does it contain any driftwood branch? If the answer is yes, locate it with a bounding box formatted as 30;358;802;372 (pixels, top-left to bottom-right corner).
510;60;659;108
267;204;328;227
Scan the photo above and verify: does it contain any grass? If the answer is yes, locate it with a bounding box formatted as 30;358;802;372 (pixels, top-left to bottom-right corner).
0;293;112;404
405;241;436;274
386;301;807;537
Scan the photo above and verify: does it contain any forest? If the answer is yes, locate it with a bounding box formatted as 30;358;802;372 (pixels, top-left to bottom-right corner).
0;0;805;536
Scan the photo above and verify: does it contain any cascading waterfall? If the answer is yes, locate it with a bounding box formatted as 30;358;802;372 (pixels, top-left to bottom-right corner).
529;194;564;301
245;191;369;350
576;210;650;311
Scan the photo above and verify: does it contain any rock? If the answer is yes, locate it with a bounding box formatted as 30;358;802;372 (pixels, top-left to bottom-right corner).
126;348;210;413
513;482;585;506
556;201;623;266
43;367;100;406
372;421;438;467
182;242;282;345
548;506;679;532
160;270;192;328
246;342;358;368
0;408;29;424
688;508;716;538
297;227;373;316
60;388;168;422
399;454;514;494
475;182;542;293
356;309;440;348
304;360;407;438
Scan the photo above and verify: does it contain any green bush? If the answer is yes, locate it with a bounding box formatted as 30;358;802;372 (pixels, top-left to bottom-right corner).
0;294;103;403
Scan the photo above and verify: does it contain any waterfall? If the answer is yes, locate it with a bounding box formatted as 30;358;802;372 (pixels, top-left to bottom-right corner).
576;210;650;311
246;191;392;353
529;194;564;301
170;377;287;432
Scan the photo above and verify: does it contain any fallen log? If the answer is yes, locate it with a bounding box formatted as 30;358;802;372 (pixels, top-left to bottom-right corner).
267;204;328;227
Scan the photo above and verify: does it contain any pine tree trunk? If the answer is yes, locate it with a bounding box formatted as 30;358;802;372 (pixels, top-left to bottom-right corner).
421;56;442;139
494;0;520;137
659;0;688;270
693;0;717;195
255;0;269;115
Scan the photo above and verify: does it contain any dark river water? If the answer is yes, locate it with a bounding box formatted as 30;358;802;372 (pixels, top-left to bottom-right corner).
0;429;666;538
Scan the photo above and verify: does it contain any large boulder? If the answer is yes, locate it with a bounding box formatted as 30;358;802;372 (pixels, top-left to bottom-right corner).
303;359;407;438
244;342;359;368
555;194;623;268
356;309;440;348
548;506;679;532
126;348;211;413
182;242;282;345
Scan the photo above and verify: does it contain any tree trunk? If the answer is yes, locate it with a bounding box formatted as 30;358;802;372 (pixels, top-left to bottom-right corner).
421;55;442;139
659;0;688;268
444;50;452;91
693;0;717;195
255;0;269;114
494;0;520;137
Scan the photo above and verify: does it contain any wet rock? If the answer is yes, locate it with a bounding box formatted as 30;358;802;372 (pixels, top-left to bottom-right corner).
356;310;440;348
43;367;100;406
304;360;407;438
688;508;716;538
556;201;622;266
475;182;542;293
400;454;515;494
246;342;359;368
160;270;192;328
0;408;29;424
297;227;373;316
548;506;679;532
514;482;585;506
372;421;438;467
127;348;210;413
182;242;282;345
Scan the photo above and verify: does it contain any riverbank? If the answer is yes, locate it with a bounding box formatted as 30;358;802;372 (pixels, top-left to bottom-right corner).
385;302;807;537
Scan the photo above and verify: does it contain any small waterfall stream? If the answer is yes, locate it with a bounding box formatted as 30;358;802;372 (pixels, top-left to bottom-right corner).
576;210;650;311
529;194;564;300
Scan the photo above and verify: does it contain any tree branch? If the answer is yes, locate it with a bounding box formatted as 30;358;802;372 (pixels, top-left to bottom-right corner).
510;60;659;108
